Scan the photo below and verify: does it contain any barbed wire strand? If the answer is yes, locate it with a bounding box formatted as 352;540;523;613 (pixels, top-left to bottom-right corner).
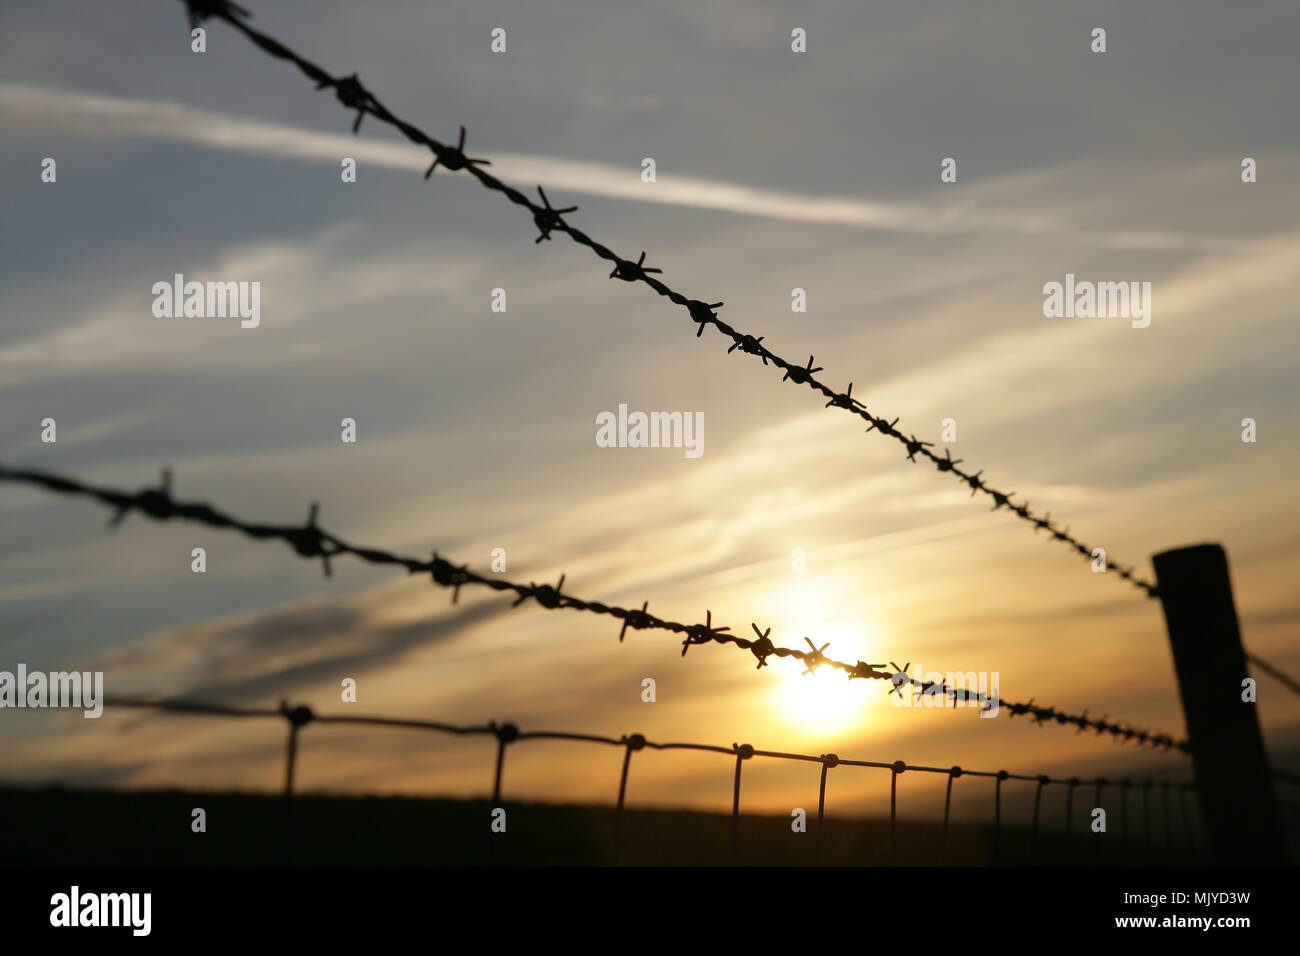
103;694;1230;865
1247;652;1300;698
177;0;1161;596
1;462;1189;750
170;2;1300;699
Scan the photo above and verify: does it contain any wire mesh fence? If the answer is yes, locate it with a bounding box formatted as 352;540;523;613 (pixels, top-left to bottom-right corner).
96;694;1238;866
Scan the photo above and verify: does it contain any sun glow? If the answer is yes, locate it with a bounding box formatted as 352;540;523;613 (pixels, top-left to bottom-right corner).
764;616;878;738
771;655;873;734
755;574;881;735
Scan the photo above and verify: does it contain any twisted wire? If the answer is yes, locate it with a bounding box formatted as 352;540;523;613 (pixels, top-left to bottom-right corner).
178;0;1159;597
1;462;1189;751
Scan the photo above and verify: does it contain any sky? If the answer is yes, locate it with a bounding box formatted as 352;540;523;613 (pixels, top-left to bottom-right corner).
1;0;1298;828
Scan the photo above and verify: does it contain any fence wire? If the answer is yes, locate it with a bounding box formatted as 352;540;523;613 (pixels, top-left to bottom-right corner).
177;0;1159;596
0;462;1190;751
105;694;1219;865
171;1;1299;701
1247;652;1300;699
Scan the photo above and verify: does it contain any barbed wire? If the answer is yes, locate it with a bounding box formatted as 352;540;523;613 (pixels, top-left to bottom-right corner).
1247;652;1300;699
0;462;1188;751
178;0;1300;710
104;694;1213;865
177;0;1160;597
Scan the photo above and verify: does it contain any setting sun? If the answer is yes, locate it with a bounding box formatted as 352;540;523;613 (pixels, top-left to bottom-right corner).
762;613;878;734
750;577;882;734
771;661;872;734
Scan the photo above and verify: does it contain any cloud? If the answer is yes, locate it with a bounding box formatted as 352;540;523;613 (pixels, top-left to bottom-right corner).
1;82;1243;251
0;220;484;382
98;583;512;704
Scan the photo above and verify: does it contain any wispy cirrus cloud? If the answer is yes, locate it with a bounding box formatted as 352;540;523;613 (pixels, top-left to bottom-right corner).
0;82;1245;252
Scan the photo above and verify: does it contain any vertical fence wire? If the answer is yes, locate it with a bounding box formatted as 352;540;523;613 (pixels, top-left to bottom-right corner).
943;766;961;865
731;744;752;865
817;754;837;865
614;734;644;866
889;762;904;866
1031;775;1047;862
491;722;518;805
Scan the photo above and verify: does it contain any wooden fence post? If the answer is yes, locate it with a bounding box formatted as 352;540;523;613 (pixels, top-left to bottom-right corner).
1152;543;1288;864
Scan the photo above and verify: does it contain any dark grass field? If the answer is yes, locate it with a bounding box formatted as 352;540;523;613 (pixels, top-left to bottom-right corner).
0;787;1207;866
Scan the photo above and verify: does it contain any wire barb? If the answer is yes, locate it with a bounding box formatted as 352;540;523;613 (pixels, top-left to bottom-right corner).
687;300;724;338
782;355;824;385
316;73;377;133
801;637;831;676
532;186;577;243
747;623;776;669
825;382;865;412
183;0;249;29
619;601;651;642
681;609;729;657
609;251;662;282
425;125;490;178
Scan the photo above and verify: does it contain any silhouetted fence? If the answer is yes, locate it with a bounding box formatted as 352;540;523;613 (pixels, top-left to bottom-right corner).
102;695;1231;866
5;0;1298;868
